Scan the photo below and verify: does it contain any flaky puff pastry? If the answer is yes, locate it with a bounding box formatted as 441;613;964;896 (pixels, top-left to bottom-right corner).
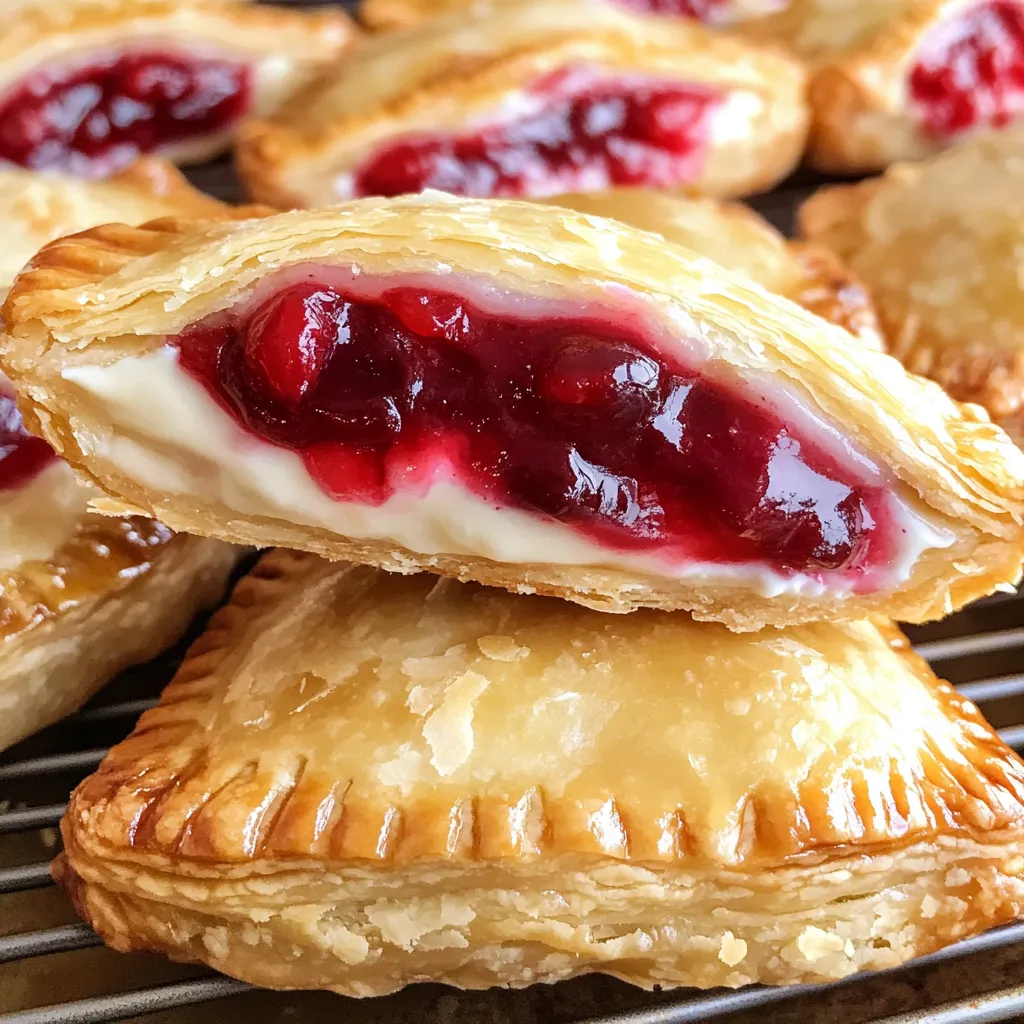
56;550;1024;994
236;0;808;207
799;130;1024;445
2;194;1023;628
0;159;242;752
0;0;355;172
538;189;884;349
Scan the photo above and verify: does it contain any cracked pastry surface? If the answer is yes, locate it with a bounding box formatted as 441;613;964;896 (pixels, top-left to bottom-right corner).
799;130;1024;445
0;159;240;752
56;549;1024;995
539;189;884;349
765;0;1024;172
0;0;355;178
236;0;808;206
2;194;1023;628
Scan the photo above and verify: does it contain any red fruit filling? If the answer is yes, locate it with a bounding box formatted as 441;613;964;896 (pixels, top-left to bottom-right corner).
0;50;251;177
0;387;57;493
173;280;892;576
611;0;730;21
909;0;1024;138
353;67;722;198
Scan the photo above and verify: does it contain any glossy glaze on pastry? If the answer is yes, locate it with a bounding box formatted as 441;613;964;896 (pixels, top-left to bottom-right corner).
56;550;1024;994
236;0;808;207
3;194;1022;627
799;130;1024;443
0;159;241;752
540;189;884;349
0;0;354;177
785;0;1024;171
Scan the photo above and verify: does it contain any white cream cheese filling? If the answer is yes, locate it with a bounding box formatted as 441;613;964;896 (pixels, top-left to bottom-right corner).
63;348;956;598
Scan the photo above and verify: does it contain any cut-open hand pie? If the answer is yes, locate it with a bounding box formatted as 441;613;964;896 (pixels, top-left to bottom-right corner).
773;0;1024;171
800;130;1024;444
361;0;787;32
540;189;883;349
236;0;808;206
0;160;240;752
3;195;1023;628
57;550;1024;994
0;0;355;178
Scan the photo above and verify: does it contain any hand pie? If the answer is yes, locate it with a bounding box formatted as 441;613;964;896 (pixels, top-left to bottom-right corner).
0;160;241;752
0;0;355;178
772;0;1024;171
361;0;787;33
799;130;1024;444
3;194;1023;629
235;0;809;207
538;189;884;349
56;550;1024;995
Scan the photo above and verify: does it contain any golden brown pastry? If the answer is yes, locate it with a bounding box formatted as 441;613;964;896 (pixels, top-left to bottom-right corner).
763;0;1024;172
799;130;1024;445
236;0;808;207
3;194;1023;628
361;0;787;32
539;189;884;348
0;159;241;752
57;550;1024;995
0;0;354;178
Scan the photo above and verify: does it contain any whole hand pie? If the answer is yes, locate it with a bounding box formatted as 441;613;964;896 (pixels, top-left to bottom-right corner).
3;195;1023;629
0;0;355;178
768;0;1024;171
539;189;883;348
56;550;1024;995
235;0;809;207
0;159;241;752
361;0;787;32
799;130;1024;444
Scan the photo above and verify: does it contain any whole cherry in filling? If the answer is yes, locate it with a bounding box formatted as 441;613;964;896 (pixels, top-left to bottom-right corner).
0;390;57;492
174;280;888;575
909;0;1024;138
354;67;722;198
0;50;251;176
611;0;731;20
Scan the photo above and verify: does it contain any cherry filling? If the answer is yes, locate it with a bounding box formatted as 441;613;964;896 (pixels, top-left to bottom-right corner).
611;0;729;20
0;50;251;176
0;390;57;493
909;0;1024;138
173;281;890;576
353;67;722;198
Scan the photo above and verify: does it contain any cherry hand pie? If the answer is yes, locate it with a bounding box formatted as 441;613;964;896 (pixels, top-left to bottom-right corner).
0;160;240;752
767;0;1024;171
3;194;1023;628
56;550;1024;995
799;130;1024;444
235;0;809;206
539;189;883;349
0;0;355;178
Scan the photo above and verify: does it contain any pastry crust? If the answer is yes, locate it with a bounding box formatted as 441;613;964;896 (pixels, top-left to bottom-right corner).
799;130;1024;436
236;0;809;206
2;194;1023;628
539;189;884;349
0;0;355;168
56;550;1024;994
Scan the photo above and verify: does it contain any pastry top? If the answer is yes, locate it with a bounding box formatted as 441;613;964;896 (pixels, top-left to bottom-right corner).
540;189;883;348
3;193;1021;549
799;130;1024;420
70;549;1024;870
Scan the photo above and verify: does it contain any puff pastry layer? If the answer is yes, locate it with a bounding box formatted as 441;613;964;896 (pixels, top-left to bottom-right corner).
540;189;883;348
236;0;808;206
3;194;1022;628
57;549;1024;994
799;130;1024;444
0;0;354;177
0;158;240;751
